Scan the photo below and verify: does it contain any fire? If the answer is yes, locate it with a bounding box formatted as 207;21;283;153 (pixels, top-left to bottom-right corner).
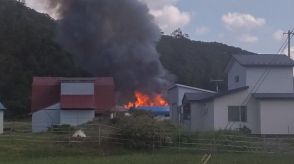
124;91;168;108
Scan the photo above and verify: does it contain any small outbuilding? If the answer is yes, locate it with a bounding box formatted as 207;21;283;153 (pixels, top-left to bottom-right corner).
168;84;216;125
31;77;116;133
0;102;6;134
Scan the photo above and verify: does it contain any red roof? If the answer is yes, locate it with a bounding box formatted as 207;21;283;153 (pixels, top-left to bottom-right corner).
61;95;95;109
33;77;60;85
31;77;60;113
95;77;115;86
31;77;115;113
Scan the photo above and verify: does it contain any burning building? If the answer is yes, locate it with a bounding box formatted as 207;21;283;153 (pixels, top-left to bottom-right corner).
31;77;115;132
30;0;174;122
41;0;174;106
124;91;170;117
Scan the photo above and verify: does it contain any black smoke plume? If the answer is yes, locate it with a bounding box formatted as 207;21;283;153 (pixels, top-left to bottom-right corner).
46;0;173;102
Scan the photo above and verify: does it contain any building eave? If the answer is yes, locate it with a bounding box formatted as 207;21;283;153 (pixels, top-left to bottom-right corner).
185;86;249;104
252;93;294;100
168;84;216;93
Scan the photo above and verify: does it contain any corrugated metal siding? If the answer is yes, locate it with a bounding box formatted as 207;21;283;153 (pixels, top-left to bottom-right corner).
33;77;60;85
61;82;94;95
31;77;60;113
95;85;115;111
32;77;115;113
60;110;95;126
61;95;95;109
94;77;115;111
95;77;114;86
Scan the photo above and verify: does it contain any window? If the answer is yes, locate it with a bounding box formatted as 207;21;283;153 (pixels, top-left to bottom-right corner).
234;75;240;83
228;106;239;121
183;103;191;120
228;106;247;122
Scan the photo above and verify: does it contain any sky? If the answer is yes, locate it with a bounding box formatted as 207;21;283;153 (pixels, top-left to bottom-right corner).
26;0;294;54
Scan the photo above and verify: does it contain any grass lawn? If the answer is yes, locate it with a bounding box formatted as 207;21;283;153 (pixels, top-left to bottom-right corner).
1;152;294;164
0;137;293;164
0;122;293;164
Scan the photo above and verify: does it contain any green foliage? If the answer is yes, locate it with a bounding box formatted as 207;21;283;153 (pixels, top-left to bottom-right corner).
48;124;75;135
114;109;177;149
158;35;254;91
0;0;254;117
170;28;190;39
238;126;252;135
0;0;84;116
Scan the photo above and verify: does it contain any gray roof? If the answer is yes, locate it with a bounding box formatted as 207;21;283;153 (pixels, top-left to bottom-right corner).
184;92;216;102
232;54;294;67
0;102;6;110
252;93;294;100
183;86;249;103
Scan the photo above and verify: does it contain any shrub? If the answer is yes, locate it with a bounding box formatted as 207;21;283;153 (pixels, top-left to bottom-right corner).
238;126;252;135
113;109;177;149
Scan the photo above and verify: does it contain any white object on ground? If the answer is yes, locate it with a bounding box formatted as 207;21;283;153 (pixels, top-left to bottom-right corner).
72;129;87;138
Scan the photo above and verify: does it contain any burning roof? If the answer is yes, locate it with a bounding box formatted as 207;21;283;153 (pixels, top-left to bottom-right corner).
124;91;168;109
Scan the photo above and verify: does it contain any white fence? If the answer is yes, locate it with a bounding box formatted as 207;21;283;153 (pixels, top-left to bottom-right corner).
2;121;294;154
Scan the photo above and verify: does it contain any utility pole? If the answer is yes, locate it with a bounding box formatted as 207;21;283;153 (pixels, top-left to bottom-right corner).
283;30;294;57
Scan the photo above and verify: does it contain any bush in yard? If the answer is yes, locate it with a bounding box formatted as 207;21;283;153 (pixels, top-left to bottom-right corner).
113;109;177;149
238;126;252;135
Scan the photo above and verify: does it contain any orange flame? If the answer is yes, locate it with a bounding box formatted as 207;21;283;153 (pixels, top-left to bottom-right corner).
124;91;168;109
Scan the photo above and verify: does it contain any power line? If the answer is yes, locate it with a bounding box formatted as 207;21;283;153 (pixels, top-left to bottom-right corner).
277;28;294;54
241;55;278;105
283;30;294;57
277;38;288;54
242;29;294;105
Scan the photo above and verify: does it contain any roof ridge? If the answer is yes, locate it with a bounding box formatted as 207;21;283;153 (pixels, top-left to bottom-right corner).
231;54;294;67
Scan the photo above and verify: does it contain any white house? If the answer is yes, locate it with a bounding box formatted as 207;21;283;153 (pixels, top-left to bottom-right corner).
168;84;216;125
179;54;294;135
0;102;6;134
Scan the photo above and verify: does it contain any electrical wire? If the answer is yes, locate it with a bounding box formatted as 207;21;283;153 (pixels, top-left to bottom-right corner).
241;28;294;105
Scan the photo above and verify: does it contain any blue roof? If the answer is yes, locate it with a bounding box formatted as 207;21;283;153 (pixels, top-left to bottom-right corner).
0;102;6;110
137;106;170;116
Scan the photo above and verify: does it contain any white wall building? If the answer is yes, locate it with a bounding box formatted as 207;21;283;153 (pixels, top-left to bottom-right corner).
168;84;216;126
0;102;6;134
31;80;97;132
179;54;294;135
32;103;95;133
